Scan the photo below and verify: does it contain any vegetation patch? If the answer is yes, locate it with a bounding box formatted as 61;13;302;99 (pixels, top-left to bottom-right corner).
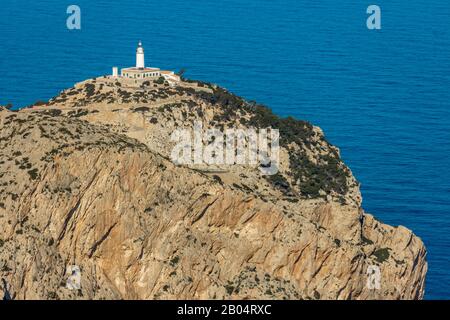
224;284;235;295
182;83;351;200
372;247;390;263
361;235;374;245
68;109;89;118
27;168;39;180
44;109;62;117
265;173;290;193
170;256;180;266
132;106;150;113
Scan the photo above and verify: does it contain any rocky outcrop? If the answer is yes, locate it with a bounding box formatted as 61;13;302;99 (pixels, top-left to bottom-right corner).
0;76;427;299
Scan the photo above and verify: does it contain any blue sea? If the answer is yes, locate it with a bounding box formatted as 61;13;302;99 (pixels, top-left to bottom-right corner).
0;0;448;299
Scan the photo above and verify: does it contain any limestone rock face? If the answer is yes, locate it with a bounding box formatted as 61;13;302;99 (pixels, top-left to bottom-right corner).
0;77;427;299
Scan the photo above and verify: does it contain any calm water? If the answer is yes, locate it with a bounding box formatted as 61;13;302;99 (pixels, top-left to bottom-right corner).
0;0;449;299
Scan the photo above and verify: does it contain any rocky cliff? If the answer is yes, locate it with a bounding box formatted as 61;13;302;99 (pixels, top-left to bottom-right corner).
0;76;427;299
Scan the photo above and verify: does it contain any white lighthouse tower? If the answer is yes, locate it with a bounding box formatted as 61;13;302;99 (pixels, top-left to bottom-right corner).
136;40;145;69
118;40;180;84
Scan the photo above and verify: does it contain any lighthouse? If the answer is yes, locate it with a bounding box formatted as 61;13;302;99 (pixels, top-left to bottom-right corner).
136;40;145;69
118;40;180;85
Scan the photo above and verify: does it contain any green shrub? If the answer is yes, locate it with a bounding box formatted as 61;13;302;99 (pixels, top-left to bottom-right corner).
225;284;235;295
361;235;374;245
27;168;39;180
266;173;290;192
373;248;390;263
132;106;150;113
170;256;180;266
155;77;165;85
313;290;321;299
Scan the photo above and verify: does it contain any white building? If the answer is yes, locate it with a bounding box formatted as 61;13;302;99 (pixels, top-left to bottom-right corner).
114;41;180;85
112;66;118;77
